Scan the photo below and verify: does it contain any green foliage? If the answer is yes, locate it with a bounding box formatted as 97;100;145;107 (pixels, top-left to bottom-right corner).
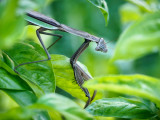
0;68;30;90
84;74;160;108
0;0;53;49
34;93;93;120
87;0;109;25
112;12;160;61
18;0;53;13
1;40;99;102
0;51;17;75
120;3;142;24
0;0;160;119
0;107;35;120
4;41;55;94
126;0;152;12
0;40;96;119
86;97;158;119
4;90;37;106
51;54;102;101
0;50;50;119
0;94;93;120
0;0;25;49
0;51;37;106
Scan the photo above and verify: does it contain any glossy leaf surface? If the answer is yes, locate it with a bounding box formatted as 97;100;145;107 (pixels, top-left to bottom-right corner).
0;49;51;119
86;97;157;119
4;41;55;94
84;74;160;107
51;54;102;102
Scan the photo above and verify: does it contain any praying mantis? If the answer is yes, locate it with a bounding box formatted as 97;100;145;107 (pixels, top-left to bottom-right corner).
15;11;107;108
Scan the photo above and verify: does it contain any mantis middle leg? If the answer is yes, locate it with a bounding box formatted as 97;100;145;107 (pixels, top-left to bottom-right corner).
14;27;62;73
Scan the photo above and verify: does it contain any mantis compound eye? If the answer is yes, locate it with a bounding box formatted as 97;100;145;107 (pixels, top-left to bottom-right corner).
95;38;107;53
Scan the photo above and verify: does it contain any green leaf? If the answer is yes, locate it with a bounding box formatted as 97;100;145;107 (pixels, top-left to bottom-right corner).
120;3;142;24
0;107;35;120
0;51;38;106
4;41;55;94
111;12;160;61
0;0;26;49
51;54;102;102
0;51;17;75
0;0;52;49
126;0;152;12
0;102;51;120
0;93;93;120
87;0;109;25
86;97;157;119
4;90;37;106
0;51;50;120
32;93;94;120
1;49;44;97
84;74;160;108
2;90;50;119
0;68;31;90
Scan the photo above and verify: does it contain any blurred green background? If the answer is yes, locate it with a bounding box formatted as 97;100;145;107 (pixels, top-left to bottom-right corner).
0;0;160;119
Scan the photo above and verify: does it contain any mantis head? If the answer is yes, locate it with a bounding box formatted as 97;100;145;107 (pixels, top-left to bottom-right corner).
95;38;107;53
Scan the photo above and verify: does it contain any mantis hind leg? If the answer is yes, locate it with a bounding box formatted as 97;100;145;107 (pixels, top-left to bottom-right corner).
70;39;97;108
14;27;62;73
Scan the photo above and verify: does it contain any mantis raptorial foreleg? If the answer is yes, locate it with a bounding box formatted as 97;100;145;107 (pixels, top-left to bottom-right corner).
14;27;62;73
70;39;97;108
